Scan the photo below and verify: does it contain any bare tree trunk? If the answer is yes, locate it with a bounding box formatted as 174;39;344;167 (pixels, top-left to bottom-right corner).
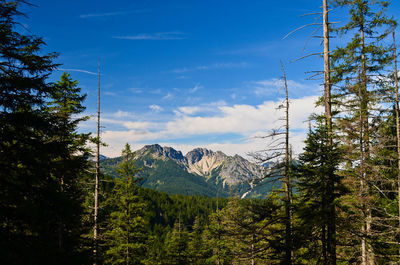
360;20;374;265
323;1;336;264
93;59;100;265
359;23;368;265
281;61;292;265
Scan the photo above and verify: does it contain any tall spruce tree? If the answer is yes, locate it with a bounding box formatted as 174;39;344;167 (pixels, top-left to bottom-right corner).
46;72;91;263
331;0;395;263
104;144;148;265
295;117;343;264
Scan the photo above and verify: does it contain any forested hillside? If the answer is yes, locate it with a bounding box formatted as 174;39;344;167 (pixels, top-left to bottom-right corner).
3;0;400;264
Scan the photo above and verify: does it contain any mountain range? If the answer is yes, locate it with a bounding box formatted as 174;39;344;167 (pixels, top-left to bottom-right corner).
101;144;279;198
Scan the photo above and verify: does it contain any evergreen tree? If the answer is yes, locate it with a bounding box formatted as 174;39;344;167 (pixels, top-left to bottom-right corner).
295;118;344;264
45;72;91;263
0;1;91;264
203;209;233;265
164;219;190;265
104;144;148;265
221;197;277;265
367;108;400;262
187;216;207;265
331;0;395;263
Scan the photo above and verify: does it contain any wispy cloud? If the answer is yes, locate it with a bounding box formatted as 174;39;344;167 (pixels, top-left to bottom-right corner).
176;101;227;116
197;62;248;70
113;31;186;40
104;91;117;96
57;68;97;76
129;88;144;94
162;92;174;100
149;104;163;112
168;62;248;74
190;84;202;93
250;78;319;98
110;110;136;119
80;10;147;19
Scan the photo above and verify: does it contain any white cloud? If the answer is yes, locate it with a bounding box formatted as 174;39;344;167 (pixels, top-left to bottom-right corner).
113;31;186;40
96;95;321;158
149;104;163;112
165;96;319;136
122;121;156;130
112;110;135;118
177;106;202;115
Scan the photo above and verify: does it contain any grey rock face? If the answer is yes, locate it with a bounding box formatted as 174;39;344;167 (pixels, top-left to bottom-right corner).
186;148;214;164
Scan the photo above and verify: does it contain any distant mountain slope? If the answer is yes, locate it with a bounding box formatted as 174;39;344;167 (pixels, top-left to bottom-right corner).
101;144;278;198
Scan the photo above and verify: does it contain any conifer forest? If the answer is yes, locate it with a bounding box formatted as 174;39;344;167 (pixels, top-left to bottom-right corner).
4;0;400;264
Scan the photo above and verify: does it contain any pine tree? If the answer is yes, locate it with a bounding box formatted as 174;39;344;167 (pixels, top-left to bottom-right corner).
187;216;207;265
45;72;91;263
203;209;233;265
104;144;148;265
164;219;190;265
331;0;395;263
0;1;88;264
295;118;344;264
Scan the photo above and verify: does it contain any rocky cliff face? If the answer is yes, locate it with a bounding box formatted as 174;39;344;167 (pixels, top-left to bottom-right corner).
186;148;225;178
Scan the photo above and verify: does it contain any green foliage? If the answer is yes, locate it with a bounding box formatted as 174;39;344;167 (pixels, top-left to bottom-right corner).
104;144;148;265
295;119;345;263
0;2;89;264
3;1;400;264
164;221;190;265
329;0;399;263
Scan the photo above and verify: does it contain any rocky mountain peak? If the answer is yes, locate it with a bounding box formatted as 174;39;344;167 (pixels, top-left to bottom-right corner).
186;148;214;164
139;144;187;164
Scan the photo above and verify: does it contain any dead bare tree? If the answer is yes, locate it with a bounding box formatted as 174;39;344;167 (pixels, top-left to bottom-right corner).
93;59;100;265
249;61;293;264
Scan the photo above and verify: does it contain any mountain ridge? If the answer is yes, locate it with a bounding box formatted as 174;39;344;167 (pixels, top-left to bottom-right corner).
101;144;277;198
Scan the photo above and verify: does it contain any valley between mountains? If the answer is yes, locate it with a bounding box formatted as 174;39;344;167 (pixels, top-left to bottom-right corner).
101;144;278;198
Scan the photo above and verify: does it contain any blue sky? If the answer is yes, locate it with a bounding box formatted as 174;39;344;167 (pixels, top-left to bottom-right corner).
21;0;400;158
